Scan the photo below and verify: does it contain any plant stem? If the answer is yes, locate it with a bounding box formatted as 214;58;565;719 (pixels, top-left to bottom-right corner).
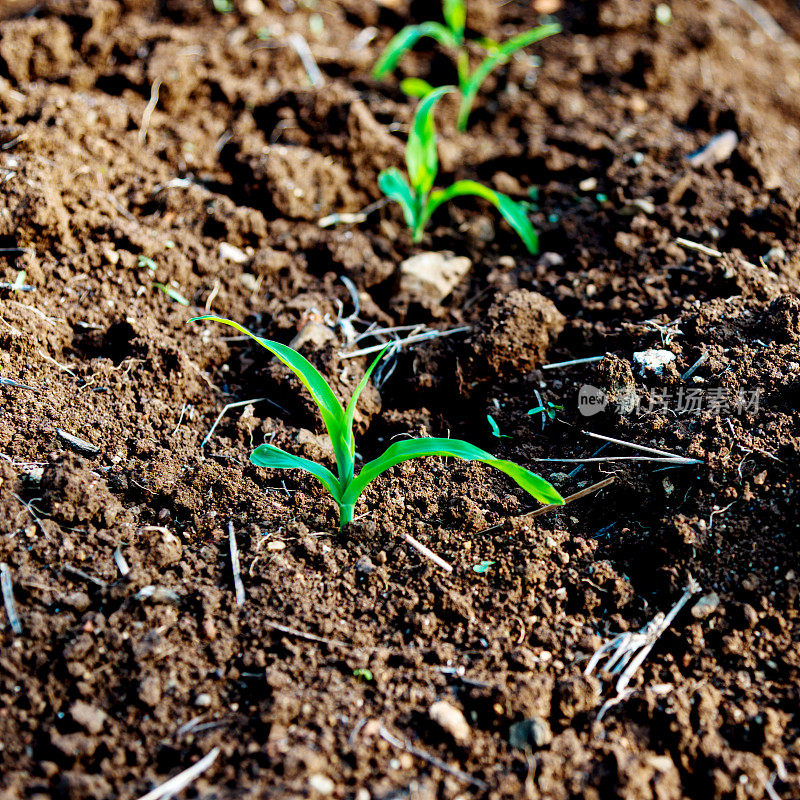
339;503;355;527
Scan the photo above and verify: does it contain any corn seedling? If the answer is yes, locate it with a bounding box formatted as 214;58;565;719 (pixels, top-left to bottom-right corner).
373;0;560;130
195;315;563;526
379;87;538;251
527;401;563;421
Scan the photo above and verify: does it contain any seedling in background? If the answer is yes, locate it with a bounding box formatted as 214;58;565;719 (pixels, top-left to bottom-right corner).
195;316;563;527
379;87;538;252
528;401;563;423
487;414;512;439
373;0;560;130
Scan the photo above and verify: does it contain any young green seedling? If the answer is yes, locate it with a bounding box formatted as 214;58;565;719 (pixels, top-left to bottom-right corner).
373;0;560;130
195;315;563;527
379;87;538;252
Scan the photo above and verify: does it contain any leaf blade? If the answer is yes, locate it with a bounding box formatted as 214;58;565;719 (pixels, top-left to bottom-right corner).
192;316;351;475
425;180;538;253
457;22;560;129
378;168;419;230
251;443;342;501
373;22;458;79
406;85;453;197
342;346;389;457
342;437;563;507
442;0;466;41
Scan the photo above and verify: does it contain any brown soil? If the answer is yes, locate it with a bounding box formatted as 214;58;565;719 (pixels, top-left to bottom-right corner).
1;1;799;798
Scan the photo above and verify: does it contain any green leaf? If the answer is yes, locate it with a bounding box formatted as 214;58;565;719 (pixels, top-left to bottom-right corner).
424;180;539;253
400;77;436;98
456;22;560;130
251;443;343;501
342;346;390;458
494;23;561;59
342;437;563;507
487;414;512;439
192;316;351;478
406;86;453;198
373;22;458;79
153;282;190;306
442;0;466;41
378;168;419;231
473;560;496;574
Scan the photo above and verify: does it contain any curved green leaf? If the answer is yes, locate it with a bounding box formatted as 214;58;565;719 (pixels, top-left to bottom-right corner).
424;180;538;253
457;22;560;130
251;443;342;501
373;22;458;79
494;23;561;59
378;168;419;230
342;437;563;507
192;316;351;476
406;86;453;198
401;77;436;98
443;0;466;41
342;345;390;458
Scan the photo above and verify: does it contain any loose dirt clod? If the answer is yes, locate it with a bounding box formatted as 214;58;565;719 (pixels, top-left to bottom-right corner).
476;289;565;378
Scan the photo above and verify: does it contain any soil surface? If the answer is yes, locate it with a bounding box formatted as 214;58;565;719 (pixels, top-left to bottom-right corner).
1;1;799;799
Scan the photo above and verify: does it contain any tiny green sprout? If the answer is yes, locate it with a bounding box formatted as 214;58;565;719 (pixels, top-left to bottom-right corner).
154;283;190;306
527;402;563;422
473;559;495;574
353;668;373;682
379;87;539;252
212;0;234;13
373;0;560;130
487;414;512;439
138;255;157;273
194;316;564;527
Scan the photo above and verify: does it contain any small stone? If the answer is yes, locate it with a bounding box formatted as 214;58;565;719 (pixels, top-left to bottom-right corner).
138;675;161;707
103;247;119;266
194;693;212;708
633;349;676;376
69;701;106;735
308;774;335;795
219;242;248;263
241;0;265;13
396;251;472;310
509;715;553;750
429;700;471;745
691;591;720;619
62;591;91;612
355;555;375;574
687;130;738;168
578;177;598;192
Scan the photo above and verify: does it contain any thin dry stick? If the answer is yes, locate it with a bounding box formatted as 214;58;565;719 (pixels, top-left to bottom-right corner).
263;619;350;650
681;352;709;381
378;726;487;790
541;355;605;370
113;547;130;578
228;521;245;608
288;34;324;86
139;78;162;145
0;563;22;635
478;476;615;535
134;747;220;800
400;532;453;573
728;0;786;40
523;476;616;520
201;398;268;448
584;431;702;464
341;326;471;359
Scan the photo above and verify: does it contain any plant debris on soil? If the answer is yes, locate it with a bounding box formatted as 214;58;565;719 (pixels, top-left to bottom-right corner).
1;1;799;799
